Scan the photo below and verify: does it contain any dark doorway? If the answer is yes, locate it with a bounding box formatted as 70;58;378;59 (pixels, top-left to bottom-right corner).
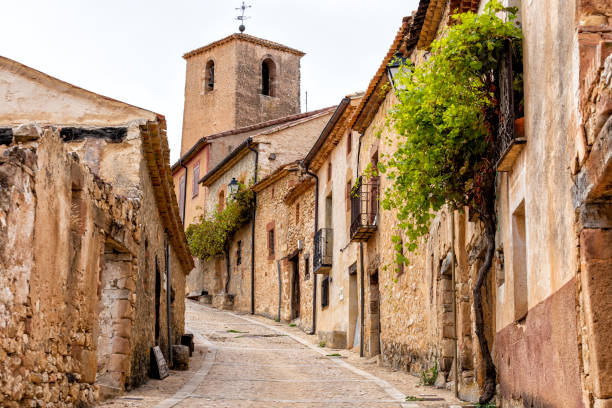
155;260;161;344
290;254;300;320
368;270;381;356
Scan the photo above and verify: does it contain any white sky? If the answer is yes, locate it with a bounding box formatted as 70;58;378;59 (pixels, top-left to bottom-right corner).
2;0;419;162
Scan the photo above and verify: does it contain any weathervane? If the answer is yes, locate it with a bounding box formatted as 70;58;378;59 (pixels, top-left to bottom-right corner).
236;1;251;33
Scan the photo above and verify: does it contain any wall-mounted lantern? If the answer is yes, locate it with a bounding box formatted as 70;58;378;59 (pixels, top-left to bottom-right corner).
386;51;408;90
228;177;239;199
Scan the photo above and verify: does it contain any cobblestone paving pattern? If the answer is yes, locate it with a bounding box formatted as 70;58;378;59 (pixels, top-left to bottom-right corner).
102;301;464;408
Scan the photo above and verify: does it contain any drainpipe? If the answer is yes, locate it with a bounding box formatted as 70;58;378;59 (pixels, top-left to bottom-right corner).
277;261;282;321
356;132;365;358
179;161;187;225
165;234;173;366
451;210;459;398
303;166;318;335
247;140;258;315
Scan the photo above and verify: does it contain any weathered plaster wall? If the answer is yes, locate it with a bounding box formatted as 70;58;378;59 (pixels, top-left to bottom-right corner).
0;56;156;128
254;113;332;181
313;127;360;349
0;128;188;405
493;0;587;406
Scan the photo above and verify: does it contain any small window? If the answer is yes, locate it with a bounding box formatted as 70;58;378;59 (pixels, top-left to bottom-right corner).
345;181;352;212
296;203;300;224
218;189;225;212
205;60;215;92
178;174;186;222
347;132;352;155
304;256;310;280
268;229;275;256
327;162;332;182
512;201;527;321
236;240;242;266
321;277;330;308
192;163;200;198
262;58;277;96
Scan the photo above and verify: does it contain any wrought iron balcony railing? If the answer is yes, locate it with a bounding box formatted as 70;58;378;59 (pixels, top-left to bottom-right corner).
350;176;379;242
313;228;333;274
496;39;526;172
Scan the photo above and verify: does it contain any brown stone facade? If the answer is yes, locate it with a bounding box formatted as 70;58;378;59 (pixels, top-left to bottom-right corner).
180;34;304;155
253;166;315;330
0;130;187;405
0;57;192;406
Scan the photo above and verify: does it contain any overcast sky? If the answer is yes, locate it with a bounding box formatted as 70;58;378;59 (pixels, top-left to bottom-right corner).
2;0;419;162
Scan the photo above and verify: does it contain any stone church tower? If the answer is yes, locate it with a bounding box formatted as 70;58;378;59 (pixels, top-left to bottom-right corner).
180;33;305;155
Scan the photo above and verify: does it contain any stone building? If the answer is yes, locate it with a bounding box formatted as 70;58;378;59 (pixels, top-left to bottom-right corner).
251;162;316;331
344;0;612;406
0;57;193;405
192;108;333;312
300;93;364;349
173;33;305;230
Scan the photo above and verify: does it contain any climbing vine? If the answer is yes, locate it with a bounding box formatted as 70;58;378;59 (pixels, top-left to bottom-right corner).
380;1;522;403
186;183;254;260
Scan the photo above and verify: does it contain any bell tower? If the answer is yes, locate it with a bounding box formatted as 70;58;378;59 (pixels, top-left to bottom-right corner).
180;34;305;155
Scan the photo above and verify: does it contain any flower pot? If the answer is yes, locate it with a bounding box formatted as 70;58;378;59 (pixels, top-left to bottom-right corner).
514;117;525;139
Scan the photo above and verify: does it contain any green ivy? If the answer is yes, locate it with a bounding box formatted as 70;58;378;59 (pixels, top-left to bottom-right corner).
186;183;255;260
381;0;522;253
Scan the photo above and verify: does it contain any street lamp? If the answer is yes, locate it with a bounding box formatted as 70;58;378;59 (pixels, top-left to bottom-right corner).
386;51;408;90
228;177;239;199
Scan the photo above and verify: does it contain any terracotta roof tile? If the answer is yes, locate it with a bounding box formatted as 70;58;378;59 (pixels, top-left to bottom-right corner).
172;107;335;172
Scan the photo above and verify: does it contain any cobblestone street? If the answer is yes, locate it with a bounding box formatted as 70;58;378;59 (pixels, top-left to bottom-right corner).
102;301;462;408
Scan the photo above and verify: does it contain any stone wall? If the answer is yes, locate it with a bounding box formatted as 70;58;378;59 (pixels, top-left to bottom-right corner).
234;41;301;129
0;128;188;405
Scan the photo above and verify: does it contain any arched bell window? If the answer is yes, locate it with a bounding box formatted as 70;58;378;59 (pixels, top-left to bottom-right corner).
261;58;276;97
204;60;215;92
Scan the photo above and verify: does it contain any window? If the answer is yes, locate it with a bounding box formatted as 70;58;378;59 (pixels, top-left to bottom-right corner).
218;189;225;212
345;181;352;212
321;276;330;308
261;58;276;96
192;163;200;198
268;229;275;256
327;162;332;182
304;255;310;280
296;203;300;224
205;60;215;92
512;200;527;321
178;174;186;222
347;132;352;155
236;241;242;266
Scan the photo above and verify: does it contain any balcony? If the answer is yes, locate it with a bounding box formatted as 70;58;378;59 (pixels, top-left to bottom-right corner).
496;39;526;172
350;176;379;242
313;228;333;274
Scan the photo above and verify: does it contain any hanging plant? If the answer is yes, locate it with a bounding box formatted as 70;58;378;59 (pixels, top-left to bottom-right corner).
186;183;255;260
380;1;522;403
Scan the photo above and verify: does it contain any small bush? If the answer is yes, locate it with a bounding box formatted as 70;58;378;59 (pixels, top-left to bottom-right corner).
421;362;438;386
318;341;326;347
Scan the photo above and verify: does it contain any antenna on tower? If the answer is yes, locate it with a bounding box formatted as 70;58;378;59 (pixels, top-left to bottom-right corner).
236;1;251;33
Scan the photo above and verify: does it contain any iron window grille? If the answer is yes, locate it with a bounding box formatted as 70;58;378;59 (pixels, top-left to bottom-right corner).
313;228;333;274
496;39;526;171
350;176;380;241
